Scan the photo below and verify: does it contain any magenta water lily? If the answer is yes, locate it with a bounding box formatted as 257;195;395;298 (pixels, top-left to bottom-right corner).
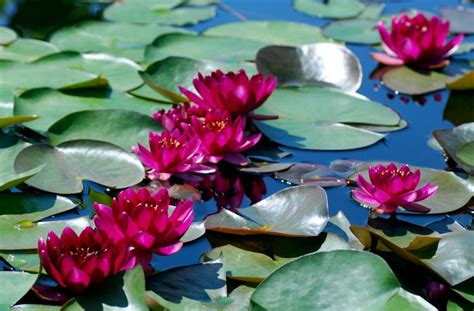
352;163;438;214
133;129;215;181
371;13;464;69
183;109;261;165
179;69;277;118
153;103;206;132
93;187;194;269
38;227;136;295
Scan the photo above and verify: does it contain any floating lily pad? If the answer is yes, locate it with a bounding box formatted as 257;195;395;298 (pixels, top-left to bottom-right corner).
0;193;77;223
205;185;329;237
251;250;435;310
32;52;143;92
454;42;474;55
0;26;17;46
47;109;163;151
205;235;350;282
14;88;170;132
382;66;453;95
446;70;474;90
204;21;332;46
140;56;256;103
254;87;402;150
0;134;42;191
351;162;474;214
0;115;38;129
294;0;365;19
145;33;266;65
351;217;441;252
440;7;474;34
421;231;474;286
104;0;216;26
0;250;40;272
256;43;362;92
0;216;90;250
433;123;474;175
0;38;59;62
14;140;145;194
49;21;189;62
457;141;474;167
0;84;15;115
323;19;379;44
66;266;148;311
0;271;37;307
147;258;226;304
0;58;107;91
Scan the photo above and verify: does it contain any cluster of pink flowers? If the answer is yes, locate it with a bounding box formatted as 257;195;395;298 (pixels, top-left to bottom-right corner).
133;70;277;181
38;187;194;295
372;13;463;69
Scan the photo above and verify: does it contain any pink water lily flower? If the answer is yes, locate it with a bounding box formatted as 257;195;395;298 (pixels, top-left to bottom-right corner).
371;13;464;68
38;227;136;295
93;188;194;269
351;163;438;214
179;70;277;118
152;103;206;131
132;129;215;181
182;110;261;165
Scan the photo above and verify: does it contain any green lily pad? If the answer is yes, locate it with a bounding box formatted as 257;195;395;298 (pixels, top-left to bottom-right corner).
0;216;90;250
433;123;474;175
0;192;77;222
0;58;107;91
323;19;379;44
0;84;16;116
421;231;474;286
0;38;59;62
205;235;350;282
254;87;402;150
0;26;17;45
31;51;143;92
0;250;40;272
447;70;474;91
50;20;189;62
0;134;42;191
47;109;162;151
0;271;37;307
147;286;254;311
146;258;253;310
351;218;441;254
140;56;256;103
65;266;148;311
104;0;216;26
293;0;365;19
256;43;362;92
251;250;434;310
0;115;38;128
204;21;332;46
351;162;474;214
382;66;453;95
147;258;226;304
14;140;145;194
145;33;266;65
440;7;474;34
205;185;329;237
457;141;474;167
454;42;474;55
14;88;170;132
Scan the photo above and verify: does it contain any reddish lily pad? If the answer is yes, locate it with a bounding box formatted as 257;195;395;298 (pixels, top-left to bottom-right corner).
205;185;329;237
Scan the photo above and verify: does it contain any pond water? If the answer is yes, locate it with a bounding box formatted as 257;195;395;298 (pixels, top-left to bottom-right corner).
1;0;473;296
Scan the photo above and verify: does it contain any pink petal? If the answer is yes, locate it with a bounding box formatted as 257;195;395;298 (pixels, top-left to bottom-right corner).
352;189;380;206
370;52;405;66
